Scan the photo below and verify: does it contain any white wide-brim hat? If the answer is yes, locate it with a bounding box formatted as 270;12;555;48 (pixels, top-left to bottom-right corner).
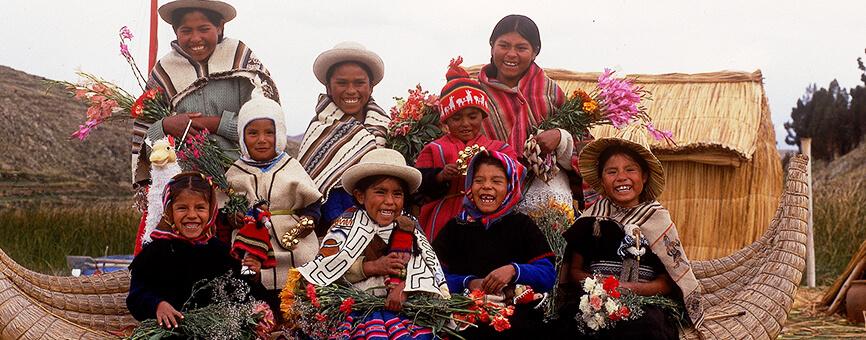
341;149;421;194
158;0;237;25
313;41;384;86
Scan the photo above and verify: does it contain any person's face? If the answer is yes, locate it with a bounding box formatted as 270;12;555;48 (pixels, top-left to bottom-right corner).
601;153;648;208
445;108;484;143
168;190;210;239
174;11;223;63
244;118;277;161
491;32;536;87
327;63;372;115
353;177;405;226
470;163;508;214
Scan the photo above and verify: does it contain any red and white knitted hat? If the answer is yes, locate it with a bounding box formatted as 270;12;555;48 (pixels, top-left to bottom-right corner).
438;56;490;123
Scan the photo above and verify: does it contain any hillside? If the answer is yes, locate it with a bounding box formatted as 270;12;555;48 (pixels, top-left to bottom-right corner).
0;66;131;206
0;65;302;207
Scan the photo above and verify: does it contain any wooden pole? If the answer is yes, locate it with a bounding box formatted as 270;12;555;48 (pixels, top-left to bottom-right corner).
147;0;159;72
802;138;816;287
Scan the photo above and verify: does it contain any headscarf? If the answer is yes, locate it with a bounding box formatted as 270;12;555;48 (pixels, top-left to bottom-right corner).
149;172;219;245
458;150;526;228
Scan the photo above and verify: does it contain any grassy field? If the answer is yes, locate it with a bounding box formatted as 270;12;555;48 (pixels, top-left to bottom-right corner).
812;178;866;286
0;201;138;275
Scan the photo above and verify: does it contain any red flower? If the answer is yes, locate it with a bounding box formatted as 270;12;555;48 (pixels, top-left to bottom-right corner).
144;88;158;100
339;297;355;315
315;313;327;322
618;306;630;318
602;276;619;292
491;314;511;332
609;289;621;299
478;308;490;323
306;283;320;308
468;290;485;306
501;305;515;317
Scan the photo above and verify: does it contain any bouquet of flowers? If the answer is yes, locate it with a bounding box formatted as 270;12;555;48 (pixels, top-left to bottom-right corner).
53;26;170;140
527;197;576;319
575;275;685;334
386;85;443;166
129;272;275;339
525;68;674;181
280;269;514;339
176;130;249;216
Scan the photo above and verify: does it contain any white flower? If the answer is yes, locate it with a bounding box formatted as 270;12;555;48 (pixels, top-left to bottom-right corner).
591;285;606;298
583;277;597;293
594;313;607;329
605;299;619;314
579;295;590;313
585;315;600;330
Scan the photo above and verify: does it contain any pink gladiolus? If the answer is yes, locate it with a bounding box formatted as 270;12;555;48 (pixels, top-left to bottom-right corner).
119;26;134;40
74;89;89;100
72;120;99;141
120;42;131;59
645;122;673;141
597;68;642;128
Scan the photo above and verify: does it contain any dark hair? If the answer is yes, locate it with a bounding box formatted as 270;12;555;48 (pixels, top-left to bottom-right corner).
325;61;375;86
165;172;214;210
353;175;410;197
471;152;507;178
171;8;225;42
596;145;653;202
489;14;541;55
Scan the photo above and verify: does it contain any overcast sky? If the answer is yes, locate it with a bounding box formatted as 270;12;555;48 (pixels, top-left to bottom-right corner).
3;1;865;149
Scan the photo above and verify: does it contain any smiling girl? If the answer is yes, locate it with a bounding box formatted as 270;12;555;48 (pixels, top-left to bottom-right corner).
296;149;449;339
432;151;555;339
126;172;265;329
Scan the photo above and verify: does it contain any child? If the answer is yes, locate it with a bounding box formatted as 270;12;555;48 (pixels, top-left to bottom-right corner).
225;94;323;318
126;172;264;327
415;56;517;241
432;150;555;339
297;148;449;339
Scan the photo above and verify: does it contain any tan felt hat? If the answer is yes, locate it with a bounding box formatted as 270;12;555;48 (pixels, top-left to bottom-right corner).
313;41;384;86
158;0;237;25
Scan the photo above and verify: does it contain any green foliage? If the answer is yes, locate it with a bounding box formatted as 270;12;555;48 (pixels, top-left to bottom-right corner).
386;108;443;166
0;202;138;275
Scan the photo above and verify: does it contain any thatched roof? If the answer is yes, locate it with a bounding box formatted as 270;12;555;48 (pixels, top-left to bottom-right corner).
467;66;766;166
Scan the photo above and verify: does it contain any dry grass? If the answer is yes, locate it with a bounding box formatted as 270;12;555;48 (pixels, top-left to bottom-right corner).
813;178;866;286
0;201;138;275
781;287;866;339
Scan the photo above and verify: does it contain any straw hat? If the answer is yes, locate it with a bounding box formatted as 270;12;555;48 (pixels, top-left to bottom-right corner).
158;0;237;25
579;126;666;200
341;149;421;194
313;42;384;86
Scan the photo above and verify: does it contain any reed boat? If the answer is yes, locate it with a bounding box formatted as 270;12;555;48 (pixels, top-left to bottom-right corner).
0;155;809;339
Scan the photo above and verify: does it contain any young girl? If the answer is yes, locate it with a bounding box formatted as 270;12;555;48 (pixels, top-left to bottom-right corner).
297;148;449;339
432;151;555;339
225;94;322;318
415;56;516;241
557;130;703;339
126;172;264;328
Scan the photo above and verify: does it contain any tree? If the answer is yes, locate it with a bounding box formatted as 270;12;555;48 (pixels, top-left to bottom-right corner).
785;80;852;161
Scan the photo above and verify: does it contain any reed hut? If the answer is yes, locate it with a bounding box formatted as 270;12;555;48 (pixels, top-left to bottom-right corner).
469;67;783;260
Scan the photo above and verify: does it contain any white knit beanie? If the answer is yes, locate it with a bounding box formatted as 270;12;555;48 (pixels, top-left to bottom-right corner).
237;79;287;159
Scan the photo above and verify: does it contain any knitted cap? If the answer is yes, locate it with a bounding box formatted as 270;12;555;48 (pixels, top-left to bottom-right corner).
237;78;287;158
438;56;490;123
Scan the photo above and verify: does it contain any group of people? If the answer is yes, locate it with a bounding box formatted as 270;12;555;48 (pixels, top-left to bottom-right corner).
125;1;703;339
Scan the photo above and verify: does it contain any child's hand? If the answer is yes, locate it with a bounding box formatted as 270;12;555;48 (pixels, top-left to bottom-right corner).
242;254;262;274
364;253;409;277
481;264;516;294
155;301;183;329
535;129;562;154
436;164;460;182
385;281;407;311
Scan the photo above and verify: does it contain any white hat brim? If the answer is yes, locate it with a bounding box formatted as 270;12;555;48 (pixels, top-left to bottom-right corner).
341;163;422;195
313;48;384;86
158;0;237;25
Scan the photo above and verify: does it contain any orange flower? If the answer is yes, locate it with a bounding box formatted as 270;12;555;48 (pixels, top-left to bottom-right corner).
583;100;598;113
491;314;511;332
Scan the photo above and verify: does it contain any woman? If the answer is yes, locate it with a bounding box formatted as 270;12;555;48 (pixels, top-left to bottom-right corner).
557;129;703;338
131;0;279;254
297;42;390;232
476;14;581;217
296;149;448;339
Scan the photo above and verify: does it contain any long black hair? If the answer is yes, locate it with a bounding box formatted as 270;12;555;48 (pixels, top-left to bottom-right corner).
489;14;541;55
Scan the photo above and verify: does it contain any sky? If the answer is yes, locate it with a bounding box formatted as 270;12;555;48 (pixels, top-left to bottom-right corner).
2;1;865;149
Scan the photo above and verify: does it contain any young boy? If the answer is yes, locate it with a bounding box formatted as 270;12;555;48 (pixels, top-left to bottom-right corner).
225;93;322;319
415;56;517;241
